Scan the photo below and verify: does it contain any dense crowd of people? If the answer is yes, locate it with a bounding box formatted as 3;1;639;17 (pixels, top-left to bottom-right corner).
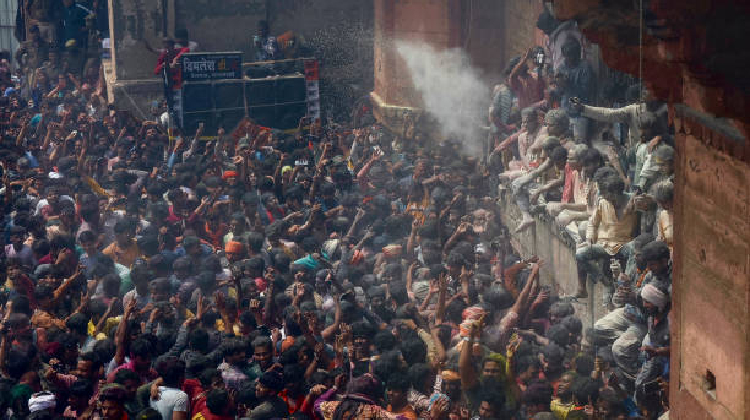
0;3;675;420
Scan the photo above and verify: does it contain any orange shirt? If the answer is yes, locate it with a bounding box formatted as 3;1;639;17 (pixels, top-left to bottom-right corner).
102;241;139;267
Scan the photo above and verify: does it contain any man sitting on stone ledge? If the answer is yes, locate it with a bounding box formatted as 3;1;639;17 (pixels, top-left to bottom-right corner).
509;137;568;233
496;107;544;173
575;174;638;302
498;109;571;185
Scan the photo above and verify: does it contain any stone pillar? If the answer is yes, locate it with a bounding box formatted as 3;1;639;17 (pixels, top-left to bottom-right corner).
105;0;173;118
371;0;518;130
371;0;463;129
107;0;171;81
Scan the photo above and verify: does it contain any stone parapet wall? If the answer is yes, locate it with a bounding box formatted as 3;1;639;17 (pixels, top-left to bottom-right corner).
496;189;610;337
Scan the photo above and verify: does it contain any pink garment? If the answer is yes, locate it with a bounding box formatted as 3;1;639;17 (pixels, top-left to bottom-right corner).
510;73;545;111
562;164;575;204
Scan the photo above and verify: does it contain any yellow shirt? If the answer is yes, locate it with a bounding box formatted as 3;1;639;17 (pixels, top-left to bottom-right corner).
586;197;637;254
550;398;576;419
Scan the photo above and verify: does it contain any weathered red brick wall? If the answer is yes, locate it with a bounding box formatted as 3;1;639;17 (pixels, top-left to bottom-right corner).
670;109;750;420
372;0;546;113
373;0;464;110
503;0;545;64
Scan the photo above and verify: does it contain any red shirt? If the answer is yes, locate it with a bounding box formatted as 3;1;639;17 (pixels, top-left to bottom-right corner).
510;73;545;111
279;389;306;414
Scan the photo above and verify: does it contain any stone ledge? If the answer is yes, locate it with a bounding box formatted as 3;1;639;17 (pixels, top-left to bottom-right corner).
369;90;421;132
106;78;166;120
496;189;611;334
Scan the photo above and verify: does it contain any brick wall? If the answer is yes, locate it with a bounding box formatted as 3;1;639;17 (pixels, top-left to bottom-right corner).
670;108;750;420
503;0;545;64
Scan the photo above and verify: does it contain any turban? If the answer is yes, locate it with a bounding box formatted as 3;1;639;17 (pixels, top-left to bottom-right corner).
224;241;243;254
462;306;485;321
222;170;239;179
28;391;56;413
640;284;667;310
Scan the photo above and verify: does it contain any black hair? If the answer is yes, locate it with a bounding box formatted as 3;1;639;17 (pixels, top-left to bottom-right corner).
601;175;625;196
137;235;160;256
408;363;432;393
386;372;410;392
114;368;140;385
581;147;604;168
247;232;264;253
536;9;560;35
135;408;162;420
199;368;222;389
561;316;583;337
284;314;303;337
484;286;514;312
102;274;121;297
480;387;505;412
513;355;540;377
283;363;306;384
541;344;565;369
223;339;247;357
155;356;186;387
389;281;409;306
206;388;230;416
522;379;553;407
93;339;116;365
651;181;674;204
574;355;595;377
5;349;29;379
445;299;467;325
446;252;466;268
301;237;319;253
70;378;93;397
92;256;116;278
351;321;376;340
372;350;400;383
251;335;273;351
239;311;257;330
546;324;571;347
67;313;89;336
32;238;50;257
10;296;31;317
549;302;575;319
188;329;210;353
641;241;670;263
572;376;599;405
550;146;568;164
130;338;153;359
373;330;397;353
400;337;427;365
35;284;54;301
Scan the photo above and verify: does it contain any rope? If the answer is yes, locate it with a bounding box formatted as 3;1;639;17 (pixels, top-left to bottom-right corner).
639;0;644;101
464;0;473;49
116;85;150;121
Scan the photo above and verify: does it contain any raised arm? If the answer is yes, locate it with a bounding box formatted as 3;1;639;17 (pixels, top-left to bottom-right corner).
114;298;138;366
321;291;341;341
512;262;541;318
435;273;447;325
459;317;483;389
